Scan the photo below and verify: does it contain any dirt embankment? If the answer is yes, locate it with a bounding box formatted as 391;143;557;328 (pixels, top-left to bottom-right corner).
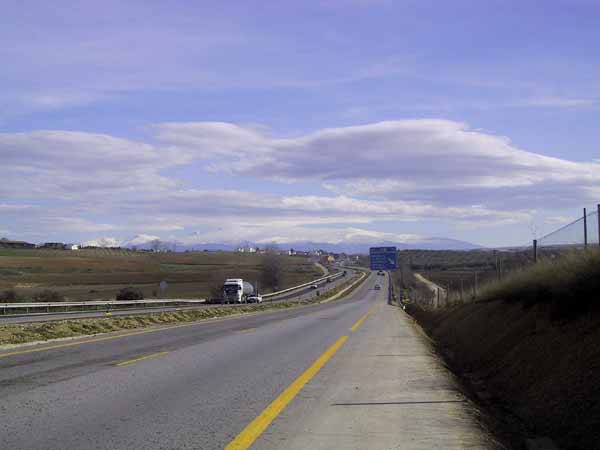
407;301;600;450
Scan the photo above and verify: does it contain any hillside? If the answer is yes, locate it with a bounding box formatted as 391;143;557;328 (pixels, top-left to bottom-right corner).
405;250;600;449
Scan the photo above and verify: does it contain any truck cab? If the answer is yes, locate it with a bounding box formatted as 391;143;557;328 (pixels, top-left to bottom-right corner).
223;278;244;303
222;278;254;304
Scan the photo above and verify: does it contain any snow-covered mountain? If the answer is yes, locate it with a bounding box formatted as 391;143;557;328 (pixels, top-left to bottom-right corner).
269;237;481;254
82;237;122;248
121;234;161;248
82;234;160;248
82;235;480;253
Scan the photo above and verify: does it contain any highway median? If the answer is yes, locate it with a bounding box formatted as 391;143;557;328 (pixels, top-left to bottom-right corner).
0;270;368;348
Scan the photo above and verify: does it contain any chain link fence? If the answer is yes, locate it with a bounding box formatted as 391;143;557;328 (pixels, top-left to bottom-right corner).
534;205;600;260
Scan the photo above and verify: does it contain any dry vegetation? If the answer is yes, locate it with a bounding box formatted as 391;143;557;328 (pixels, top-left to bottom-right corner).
0;248;321;301
387;249;537;306
404;249;600;450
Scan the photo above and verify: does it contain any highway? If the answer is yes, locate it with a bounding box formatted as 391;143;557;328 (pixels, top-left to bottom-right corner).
0;270;351;325
0;271;496;450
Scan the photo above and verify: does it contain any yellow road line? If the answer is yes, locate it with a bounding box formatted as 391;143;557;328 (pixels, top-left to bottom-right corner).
225;335;348;450
350;307;374;332
115;351;169;367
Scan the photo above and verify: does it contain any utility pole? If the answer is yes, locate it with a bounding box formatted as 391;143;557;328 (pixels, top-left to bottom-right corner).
494;250;500;281
597;204;600;247
584;207;588;248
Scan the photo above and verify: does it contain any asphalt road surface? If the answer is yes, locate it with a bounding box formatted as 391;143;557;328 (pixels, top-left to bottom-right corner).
0;271;495;449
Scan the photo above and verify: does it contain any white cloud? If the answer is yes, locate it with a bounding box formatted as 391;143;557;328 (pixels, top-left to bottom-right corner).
0;130;190;200
156;119;600;210
2;120;593;244
512;96;596;109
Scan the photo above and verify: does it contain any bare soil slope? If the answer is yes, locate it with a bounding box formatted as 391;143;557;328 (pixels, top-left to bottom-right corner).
408;299;600;450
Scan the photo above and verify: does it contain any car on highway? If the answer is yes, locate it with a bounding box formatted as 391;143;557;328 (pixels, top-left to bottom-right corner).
310;283;319;289
246;294;263;303
374;284;381;290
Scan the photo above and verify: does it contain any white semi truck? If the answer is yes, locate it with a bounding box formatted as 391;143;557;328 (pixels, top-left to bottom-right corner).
222;278;255;303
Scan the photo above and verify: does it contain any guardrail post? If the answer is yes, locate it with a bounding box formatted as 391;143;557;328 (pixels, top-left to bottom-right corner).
584;207;588;248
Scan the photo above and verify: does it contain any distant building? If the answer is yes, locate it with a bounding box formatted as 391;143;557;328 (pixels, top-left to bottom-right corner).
320;255;335;265
70;244;80;250
236;246;258;253
0;238;36;249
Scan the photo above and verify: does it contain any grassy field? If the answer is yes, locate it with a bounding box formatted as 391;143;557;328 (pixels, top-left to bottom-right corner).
0;249;322;301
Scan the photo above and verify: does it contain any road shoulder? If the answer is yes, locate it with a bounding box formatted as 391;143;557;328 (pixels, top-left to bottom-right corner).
253;297;502;449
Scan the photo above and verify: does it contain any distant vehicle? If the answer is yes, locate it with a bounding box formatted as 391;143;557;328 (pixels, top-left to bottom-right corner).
246;294;263;303
377;270;384;276
374;284;381;290
310;283;319;289
222;278;255;303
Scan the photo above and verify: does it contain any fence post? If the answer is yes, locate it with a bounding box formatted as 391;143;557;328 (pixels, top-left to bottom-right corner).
533;239;537;263
584;207;588;248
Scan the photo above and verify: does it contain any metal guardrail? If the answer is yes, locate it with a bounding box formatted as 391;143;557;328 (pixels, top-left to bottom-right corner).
262;271;345;299
1;299;206;315
0;268;347;316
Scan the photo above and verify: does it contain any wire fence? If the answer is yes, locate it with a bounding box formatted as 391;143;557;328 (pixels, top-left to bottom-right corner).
535;205;600;260
397;204;600;308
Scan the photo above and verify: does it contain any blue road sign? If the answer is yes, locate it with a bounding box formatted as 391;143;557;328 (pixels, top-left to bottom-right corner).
369;246;397;270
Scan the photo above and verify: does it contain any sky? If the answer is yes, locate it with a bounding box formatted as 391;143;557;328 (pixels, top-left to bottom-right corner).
1;0;599;248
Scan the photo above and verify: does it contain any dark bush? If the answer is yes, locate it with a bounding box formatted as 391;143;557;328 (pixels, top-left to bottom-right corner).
0;289;20;302
116;287;144;300
32;289;65;302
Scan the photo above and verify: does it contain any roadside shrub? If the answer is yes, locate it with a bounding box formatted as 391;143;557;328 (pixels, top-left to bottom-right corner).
116;287;144;300
0;289;20;302
32;289;65;302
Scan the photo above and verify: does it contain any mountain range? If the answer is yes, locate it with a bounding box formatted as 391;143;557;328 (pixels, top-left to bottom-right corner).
82;234;482;253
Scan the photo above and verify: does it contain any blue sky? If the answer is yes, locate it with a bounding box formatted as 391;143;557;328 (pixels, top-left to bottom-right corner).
1;0;599;247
